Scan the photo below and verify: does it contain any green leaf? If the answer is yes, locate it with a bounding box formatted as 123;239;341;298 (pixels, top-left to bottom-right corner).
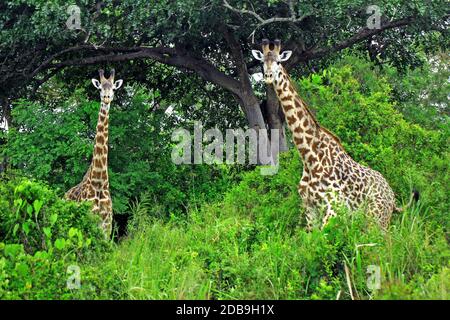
43;226;52;238
54;238;66;250
34;251;49;259
22;222;30;235
26;204;33;216
4;244;23;258
33;199;44;217
13;223;19;236
15;207;20;219
14;198;23;208
312;74;323;85
50;213;58;225
68;227;78;238
15;262;30;276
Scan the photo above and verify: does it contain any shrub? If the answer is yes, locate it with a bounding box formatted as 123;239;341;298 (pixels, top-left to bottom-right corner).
0;173;107;255
0;173;110;299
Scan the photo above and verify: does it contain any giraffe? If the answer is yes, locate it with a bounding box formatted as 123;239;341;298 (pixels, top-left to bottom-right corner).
252;39;416;231
65;69;123;237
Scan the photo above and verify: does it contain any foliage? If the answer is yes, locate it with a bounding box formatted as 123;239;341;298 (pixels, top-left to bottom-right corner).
0;173;106;254
0;173;110;299
0;53;448;300
1;0;448;135
4;85;236;217
385;52;449;130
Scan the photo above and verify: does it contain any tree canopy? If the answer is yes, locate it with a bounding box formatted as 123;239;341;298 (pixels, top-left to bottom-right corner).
1;0;448;140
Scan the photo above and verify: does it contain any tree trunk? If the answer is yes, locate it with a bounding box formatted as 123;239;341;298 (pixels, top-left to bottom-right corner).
235;92;274;165
264;86;288;153
4;105;11;130
1;97;11;130
0;97;10;173
239;93;266;130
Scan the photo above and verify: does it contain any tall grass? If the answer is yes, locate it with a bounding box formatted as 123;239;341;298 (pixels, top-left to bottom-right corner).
75;145;448;300
84;184;448;300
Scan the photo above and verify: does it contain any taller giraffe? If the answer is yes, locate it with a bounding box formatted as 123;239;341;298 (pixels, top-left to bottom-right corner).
65;69;123;237
252;39;413;230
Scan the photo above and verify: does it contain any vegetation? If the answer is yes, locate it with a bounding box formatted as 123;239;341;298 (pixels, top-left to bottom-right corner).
4;87;234;215
1;53;448;299
1;0;448;158
0;174;110;299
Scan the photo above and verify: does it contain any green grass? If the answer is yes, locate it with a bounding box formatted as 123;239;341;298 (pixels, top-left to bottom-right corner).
103;222;211;299
79;153;449;300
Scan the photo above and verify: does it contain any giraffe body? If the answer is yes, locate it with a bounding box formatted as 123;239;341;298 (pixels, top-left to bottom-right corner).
65;69;123;237
253;40;397;230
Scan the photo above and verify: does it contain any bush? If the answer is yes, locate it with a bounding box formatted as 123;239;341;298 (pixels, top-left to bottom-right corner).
0;173;110;299
0;173;107;255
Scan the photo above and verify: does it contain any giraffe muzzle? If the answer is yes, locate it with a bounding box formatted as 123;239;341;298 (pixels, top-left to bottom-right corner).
264;72;274;84
264;77;274;84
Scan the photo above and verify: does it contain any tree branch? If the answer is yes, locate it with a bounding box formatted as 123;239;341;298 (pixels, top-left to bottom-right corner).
35;46;242;98
221;25;252;91
223;0;265;23
286;15;416;69
29;45;142;80
223;0;310;42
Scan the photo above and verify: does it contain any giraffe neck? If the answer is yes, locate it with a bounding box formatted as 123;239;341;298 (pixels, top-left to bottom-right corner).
273;67;322;169
89;101;110;190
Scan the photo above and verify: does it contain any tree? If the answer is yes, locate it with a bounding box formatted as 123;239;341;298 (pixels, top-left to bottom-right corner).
1;0;448;160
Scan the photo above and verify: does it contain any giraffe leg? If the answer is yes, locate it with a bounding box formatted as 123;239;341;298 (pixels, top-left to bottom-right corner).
321;203;337;229
101;218;112;238
305;206;317;232
298;182;317;231
98;205;112;238
368;202;390;231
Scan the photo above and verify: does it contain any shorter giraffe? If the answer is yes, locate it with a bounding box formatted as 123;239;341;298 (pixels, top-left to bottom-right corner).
252;39;417;230
65;69;123;237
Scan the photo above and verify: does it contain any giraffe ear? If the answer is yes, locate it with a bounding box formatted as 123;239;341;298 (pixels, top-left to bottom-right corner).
252;50;264;61
113;79;123;89
279;50;292;62
92;79;101;89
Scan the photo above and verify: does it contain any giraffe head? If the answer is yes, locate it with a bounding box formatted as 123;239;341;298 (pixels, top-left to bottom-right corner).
91;69;123;105
252;39;292;85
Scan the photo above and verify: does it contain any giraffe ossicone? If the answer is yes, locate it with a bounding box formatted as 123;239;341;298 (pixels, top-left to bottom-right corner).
65;69;123;237
253;39;414;230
